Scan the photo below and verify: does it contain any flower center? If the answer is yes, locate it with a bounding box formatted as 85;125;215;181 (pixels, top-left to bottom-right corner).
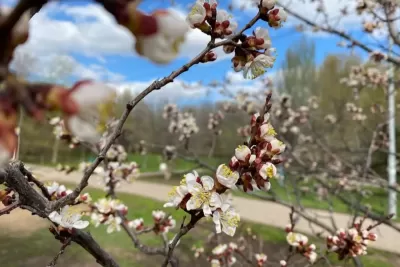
221;211;240;227
265;166;274;178
180;176;187;186
190;5;203;16
251;65;266;79
62;207;81;225
193;190;211;206
263;124;277;137
220;165;233;178
168;186;178;197
287;232;297;244
353;234;363;243
237;145;248;152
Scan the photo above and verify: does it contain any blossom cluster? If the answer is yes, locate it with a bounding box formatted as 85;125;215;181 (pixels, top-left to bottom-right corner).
164;94;284;237
89;199;176;235
90;198;129;233
97;161;140;191
186;0;286;79
340;66;388;93
151;210;176;234
163;105;200;141
208;111;225;135
45;181;92;203
208;243;238;267
327;224;378;259
137;140;147;155
273;94;312;135
235;92;260;115
105;144;128;162
78;140;139;191
285;230;317;264
236;125;252;138
163;145;177;161
49;117;80;148
345;102;367;121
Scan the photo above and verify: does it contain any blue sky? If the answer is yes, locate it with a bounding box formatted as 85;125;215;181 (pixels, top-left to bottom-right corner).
7;0;391;105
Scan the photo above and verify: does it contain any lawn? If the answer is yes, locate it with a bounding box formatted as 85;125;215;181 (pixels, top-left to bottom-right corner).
0;186;398;267
24;153;223;173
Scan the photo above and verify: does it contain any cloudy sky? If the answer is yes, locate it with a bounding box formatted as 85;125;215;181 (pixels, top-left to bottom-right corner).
6;0;391;105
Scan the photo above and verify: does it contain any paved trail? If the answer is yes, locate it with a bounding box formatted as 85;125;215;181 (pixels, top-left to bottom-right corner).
26;165;400;254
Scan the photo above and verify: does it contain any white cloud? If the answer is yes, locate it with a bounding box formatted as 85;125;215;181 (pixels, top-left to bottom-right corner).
11;49;126;83
16;2;218;61
112;79;208;104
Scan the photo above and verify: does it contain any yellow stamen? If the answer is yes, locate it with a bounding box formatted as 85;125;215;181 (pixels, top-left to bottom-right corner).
251;66;266;79
180;176;187;185
221;212;240;227
192;186;211;207
168;186;178;197
220;165;233;178
237;145;248;151
265;165;274;178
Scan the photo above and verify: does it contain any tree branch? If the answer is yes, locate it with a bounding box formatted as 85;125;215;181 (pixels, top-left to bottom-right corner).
161;212;204;267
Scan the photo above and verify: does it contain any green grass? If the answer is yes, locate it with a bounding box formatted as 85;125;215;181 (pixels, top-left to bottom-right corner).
25;153;222;173
1;185;398;267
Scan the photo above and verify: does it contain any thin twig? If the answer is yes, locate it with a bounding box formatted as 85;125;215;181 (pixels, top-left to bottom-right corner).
46;237;72;267
161;212;204;267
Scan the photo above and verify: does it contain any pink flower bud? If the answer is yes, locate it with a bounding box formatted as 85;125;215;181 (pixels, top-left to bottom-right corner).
368;232;377;241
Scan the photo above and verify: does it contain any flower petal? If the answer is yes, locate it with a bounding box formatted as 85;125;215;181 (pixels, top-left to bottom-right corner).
203;204;212;216
73;220;90;229
212;211;222;233
201;176;214;191
186;198;198;210
210;192;222;209
48;211;62;224
65;115;101;143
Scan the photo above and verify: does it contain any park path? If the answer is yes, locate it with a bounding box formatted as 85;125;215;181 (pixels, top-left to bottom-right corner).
28;165;400;254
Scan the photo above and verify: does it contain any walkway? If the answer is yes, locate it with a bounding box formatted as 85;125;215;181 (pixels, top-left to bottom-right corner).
28;165;400;254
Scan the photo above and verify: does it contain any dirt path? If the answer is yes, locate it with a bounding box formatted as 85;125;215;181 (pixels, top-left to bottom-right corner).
10;165;400;254
0;203;47;236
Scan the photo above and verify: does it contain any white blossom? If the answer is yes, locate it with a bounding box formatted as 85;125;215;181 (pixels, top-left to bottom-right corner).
212;194;240;236
187;2;206;27
216;164;240;188
48;205;89;230
135;11;189;64
186;175;222;216
261;0;276;9
258;162;277;180
243;53;275;79
105;215;122;233
65;81;116;144
286;232;308;247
